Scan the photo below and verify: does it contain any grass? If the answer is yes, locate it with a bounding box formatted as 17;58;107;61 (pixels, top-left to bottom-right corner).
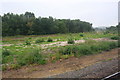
110;35;119;40
25;40;31;45
59;40;118;57
2;48;46;70
67;38;75;44
2;32;118;70
2;32;114;44
47;38;53;42
17;49;46;66
35;38;45;43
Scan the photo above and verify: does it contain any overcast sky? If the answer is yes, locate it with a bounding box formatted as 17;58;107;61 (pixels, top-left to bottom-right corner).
0;0;119;27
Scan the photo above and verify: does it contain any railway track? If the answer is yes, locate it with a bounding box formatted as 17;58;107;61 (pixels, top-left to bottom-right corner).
101;71;120;80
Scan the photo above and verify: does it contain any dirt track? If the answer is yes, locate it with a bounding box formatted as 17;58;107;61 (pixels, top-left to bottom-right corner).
2;48;119;78
50;57;118;78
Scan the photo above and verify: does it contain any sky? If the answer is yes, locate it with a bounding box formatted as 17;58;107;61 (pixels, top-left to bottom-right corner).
0;0;119;27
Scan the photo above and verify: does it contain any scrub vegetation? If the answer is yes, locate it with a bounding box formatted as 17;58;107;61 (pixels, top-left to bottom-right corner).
1;12;119;70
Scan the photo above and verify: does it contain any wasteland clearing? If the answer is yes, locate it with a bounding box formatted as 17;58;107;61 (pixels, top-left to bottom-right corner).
2;32;119;78
2;48;119;78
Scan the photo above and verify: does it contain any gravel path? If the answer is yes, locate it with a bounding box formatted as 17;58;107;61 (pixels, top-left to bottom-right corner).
50;58;118;78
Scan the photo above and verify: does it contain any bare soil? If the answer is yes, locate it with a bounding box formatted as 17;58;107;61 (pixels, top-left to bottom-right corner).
2;38;117;48
41;40;85;49
2;48;119;78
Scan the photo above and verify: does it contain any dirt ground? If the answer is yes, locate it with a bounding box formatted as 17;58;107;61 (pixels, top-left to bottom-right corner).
2;38;117;48
2;48;119;78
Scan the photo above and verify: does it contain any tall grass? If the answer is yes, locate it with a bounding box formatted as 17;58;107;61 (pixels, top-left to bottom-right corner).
2;48;46;70
60;40;118;57
67;38;75;44
35;38;45;43
17;49;46;66
110;36;119;40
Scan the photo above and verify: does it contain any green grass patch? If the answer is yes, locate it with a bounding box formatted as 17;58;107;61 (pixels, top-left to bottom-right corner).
60;41;118;57
110;36;119;40
67;38;75;44
35;38;45;43
17;49;46;66
47;38;53;42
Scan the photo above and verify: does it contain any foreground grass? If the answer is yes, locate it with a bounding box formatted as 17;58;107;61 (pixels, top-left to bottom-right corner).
2;39;118;70
2;32;118;70
59;40;118;56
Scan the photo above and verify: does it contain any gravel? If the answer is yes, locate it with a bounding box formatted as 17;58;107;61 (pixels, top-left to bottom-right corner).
49;58;118;78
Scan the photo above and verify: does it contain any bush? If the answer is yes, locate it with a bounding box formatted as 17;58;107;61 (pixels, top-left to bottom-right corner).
25;40;31;45
99;42;111;51
47;38;53;42
35;38;44;43
2;55;14;64
103;31;109;35
85;40;96;44
2;50;10;57
60;46;73;55
2;65;7;71
90;45;100;52
60;41;118;57
110;36;119;40
78;45;93;55
9;64;21;70
80;33;84;37
17;49;46;66
109;42;118;49
67;38;75;44
28;37;32;39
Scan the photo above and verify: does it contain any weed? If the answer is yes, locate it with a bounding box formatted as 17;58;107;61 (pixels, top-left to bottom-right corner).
2;50;10;57
10;64;21;70
60;41;118;57
25;40;31;45
28;37;32;39
78;45;93;55
67;38;75;44
17;49;46;66
79;33;84;37
35;38;45;43
85;40;96;44
2;65;7;71
110;36;119;40
47;38;53;42
61;55;69;59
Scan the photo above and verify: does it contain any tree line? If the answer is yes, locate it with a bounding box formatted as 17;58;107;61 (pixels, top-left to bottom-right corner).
2;12;94;36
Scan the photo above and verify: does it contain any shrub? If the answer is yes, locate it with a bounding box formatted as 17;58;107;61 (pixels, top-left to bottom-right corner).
35;38;44;43
47;38;53;42
60;46;73;55
110;36;119;40
90;45;100;52
118;41;120;47
2;50;10;57
99;42;111;51
9;64;21;70
109;42;118;49
25;40;31;45
2;65;7;71
103;31;109;35
17;49;46;66
60;41;118;57
2;55;14;64
67;38;75;44
78;45;93;55
28;37;32;39
61;55;69;59
85;40;96;44
80;33;84;37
